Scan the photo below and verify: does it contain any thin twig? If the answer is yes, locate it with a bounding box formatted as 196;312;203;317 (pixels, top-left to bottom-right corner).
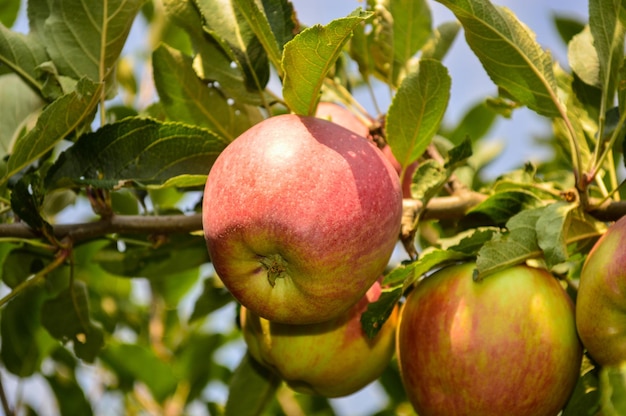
0;371;14;416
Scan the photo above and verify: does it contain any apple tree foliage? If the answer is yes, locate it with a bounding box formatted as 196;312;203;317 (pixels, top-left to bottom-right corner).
0;0;625;414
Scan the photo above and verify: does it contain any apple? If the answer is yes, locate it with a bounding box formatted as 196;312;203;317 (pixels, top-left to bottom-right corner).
240;279;398;397
315;101;370;138
203;114;402;324
396;262;582;416
576;215;626;366
314;102;418;197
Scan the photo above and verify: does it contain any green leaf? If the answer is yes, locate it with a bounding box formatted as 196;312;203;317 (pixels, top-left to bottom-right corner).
282;9;372;116
173;332;231;401
562;358;600;416
189;277;234;323
225;352;281;416
421;21;460;62
1;289;48;376
408;159;446;201
0;0;20;27
93;235;209;278
163;0;271;106
11;169;54;238
360;287;402;338
465;190;543;226
553;14;585;46
4;77;101;187
446;99;498;145
232;0;288;74
568;26;601;88
435;0;562;118
39;280;106;362
145;174;208;190
45;117;229;190
388;0;433;84
0;24;49;94
39;0;143;83
601;363;626;415
153;43;263;141
589;0;625;109
535;202;577;268
0;74;45;158
386;59;451;170
46;369;94;416
100;342;179;402
475;207;545;279
195;0;270;92
366;0;432;86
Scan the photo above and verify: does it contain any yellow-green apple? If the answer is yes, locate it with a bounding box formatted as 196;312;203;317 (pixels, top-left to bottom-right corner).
314;102;417;197
203;114;402;324
577;215;626;366
240;279;398;397
396;262;582;416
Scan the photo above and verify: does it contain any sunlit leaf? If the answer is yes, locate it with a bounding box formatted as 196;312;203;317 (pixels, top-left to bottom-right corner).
568;26;601;88
164;0;272;106
45;117;228;190
600;363;626;415
386;59;451;170
153;43;263;141
4;77;101;186
589;0;625;109
535;202;578;268
436;0;562;118
195;0;270;92
0;24;48;94
282;9;372;116
233;0;292;73
38;0;142;84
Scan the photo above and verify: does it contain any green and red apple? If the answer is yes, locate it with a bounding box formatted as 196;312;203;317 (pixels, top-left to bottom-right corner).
203;114;402;324
577;215;626;366
240;279;398;397
396;262;582;416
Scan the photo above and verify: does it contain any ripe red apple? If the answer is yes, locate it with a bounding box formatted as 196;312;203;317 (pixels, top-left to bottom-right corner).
315;101;371;138
576;215;626;366
240;280;398;397
203;114;402;324
315;102;417;197
397;262;582;416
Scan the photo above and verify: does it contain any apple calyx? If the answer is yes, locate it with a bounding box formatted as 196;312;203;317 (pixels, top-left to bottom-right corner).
259;254;289;287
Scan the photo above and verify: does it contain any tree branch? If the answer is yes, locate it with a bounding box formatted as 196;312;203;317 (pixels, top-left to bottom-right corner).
0;214;203;242
0;194;624;244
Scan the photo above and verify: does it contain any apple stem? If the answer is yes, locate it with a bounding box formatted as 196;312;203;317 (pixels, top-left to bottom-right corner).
259;254;289;287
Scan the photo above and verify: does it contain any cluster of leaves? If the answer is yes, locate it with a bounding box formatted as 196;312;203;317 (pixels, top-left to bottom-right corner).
0;0;625;415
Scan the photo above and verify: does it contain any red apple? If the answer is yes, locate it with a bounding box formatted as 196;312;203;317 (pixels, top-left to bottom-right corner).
203;114;402;324
315;102;418;198
315;101;370;138
397;262;582;416
240;280;398;397
576;215;626;366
